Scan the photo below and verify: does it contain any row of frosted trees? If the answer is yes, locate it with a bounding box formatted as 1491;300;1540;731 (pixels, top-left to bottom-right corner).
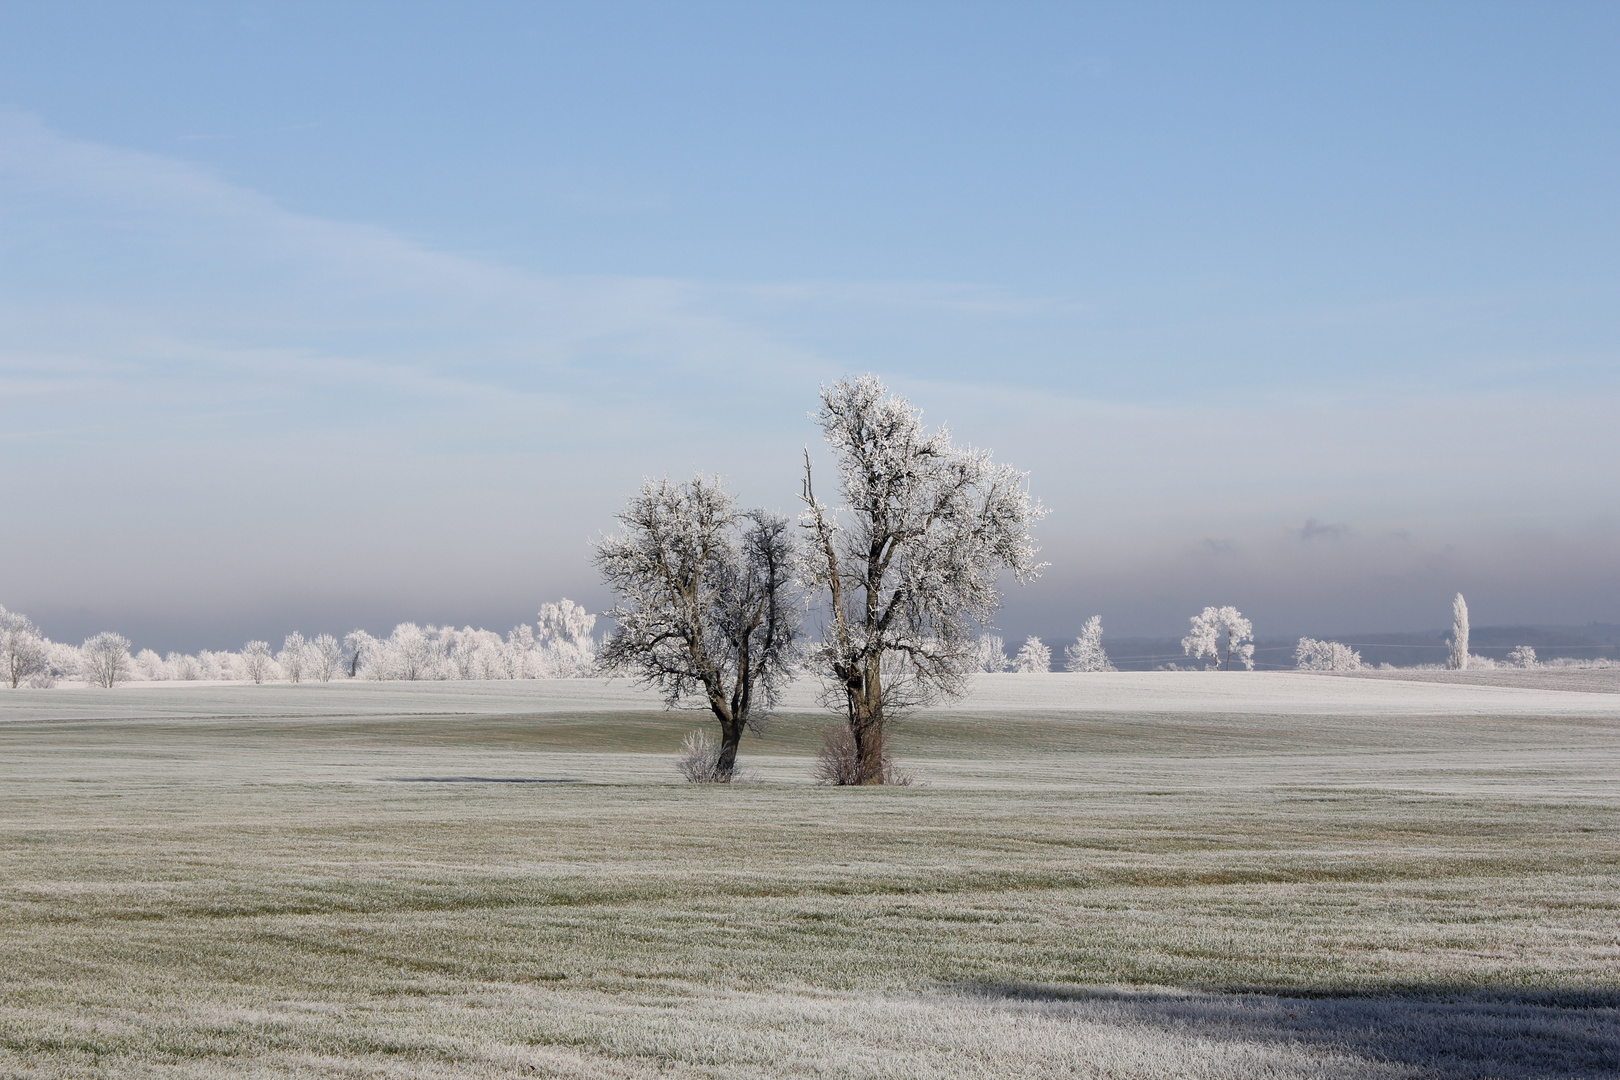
975;606;1267;673
978;595;1538;674
0;589;1527;690
0;601;599;688
980;607;1290;673
974;615;1115;673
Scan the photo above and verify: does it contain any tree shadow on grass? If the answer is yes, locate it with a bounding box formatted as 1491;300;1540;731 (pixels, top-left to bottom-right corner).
383;776;582;783
954;983;1620;1080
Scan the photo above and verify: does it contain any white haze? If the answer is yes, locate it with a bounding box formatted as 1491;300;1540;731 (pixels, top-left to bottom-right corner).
1;108;1617;650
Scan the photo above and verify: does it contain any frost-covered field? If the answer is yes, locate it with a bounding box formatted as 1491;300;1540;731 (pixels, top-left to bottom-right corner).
12;670;1620;719
2;674;1617;1078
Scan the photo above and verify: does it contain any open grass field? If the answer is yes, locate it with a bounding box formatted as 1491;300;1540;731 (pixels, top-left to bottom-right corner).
2;673;1617;1078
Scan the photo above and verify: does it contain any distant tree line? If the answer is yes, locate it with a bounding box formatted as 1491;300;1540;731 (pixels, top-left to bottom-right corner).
0;601;601;688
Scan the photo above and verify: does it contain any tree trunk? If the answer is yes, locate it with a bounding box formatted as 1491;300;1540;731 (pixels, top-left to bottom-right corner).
852;713;884;784
715;719;743;782
849;660;886;784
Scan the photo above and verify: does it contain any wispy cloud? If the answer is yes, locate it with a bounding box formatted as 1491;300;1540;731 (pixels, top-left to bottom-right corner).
2;108;1618;642
0;107;836;448
1299;518;1350;542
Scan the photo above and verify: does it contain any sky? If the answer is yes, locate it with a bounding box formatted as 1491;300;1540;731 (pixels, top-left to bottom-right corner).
1;1;1617;652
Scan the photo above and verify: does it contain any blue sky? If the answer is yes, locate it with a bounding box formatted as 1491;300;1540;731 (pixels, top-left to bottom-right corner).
1;2;1617;651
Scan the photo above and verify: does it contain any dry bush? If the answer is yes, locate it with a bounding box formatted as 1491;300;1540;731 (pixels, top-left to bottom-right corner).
813;725;859;784
814;724;914;786
675;730;728;783
676;729;725;783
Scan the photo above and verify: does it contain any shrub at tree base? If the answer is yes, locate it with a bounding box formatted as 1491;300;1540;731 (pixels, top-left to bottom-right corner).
813;726;913;787
675;730;727;784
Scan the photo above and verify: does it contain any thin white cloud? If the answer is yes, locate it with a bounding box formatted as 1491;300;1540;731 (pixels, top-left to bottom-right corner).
2;108;1617;643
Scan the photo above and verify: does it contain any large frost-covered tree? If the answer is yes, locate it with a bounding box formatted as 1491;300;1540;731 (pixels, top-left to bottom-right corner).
81;632;132;688
595;475;800;782
0;607;48;688
799;376;1046;784
1182;606;1255;671
1064;615;1113;672
1012;636;1051;673
1448;593;1470;671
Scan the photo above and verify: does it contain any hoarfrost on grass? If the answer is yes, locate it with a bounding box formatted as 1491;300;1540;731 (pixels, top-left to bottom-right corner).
0;676;1616;1077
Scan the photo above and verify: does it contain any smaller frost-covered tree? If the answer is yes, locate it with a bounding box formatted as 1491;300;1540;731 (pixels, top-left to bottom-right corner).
1448;593;1470;671
1294;637;1362;671
450;628;507;679
1012;636;1051;673
0;607;48;688
38;639;81;687
81;632;133;688
134;649;167;680
596;476;800;781
504;623;537;678
1182;606;1255;671
278;633;308;683
167;652;201;680
973;634;1010;673
1063;615;1114;672
241;640;275;685
1506;644;1537;668
370;623;440;681
197;647;233;680
535;599;597;678
343;630;377;678
308;634;344;682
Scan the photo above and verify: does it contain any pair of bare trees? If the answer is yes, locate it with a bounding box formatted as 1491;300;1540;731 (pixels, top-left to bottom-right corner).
596;376;1046;784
